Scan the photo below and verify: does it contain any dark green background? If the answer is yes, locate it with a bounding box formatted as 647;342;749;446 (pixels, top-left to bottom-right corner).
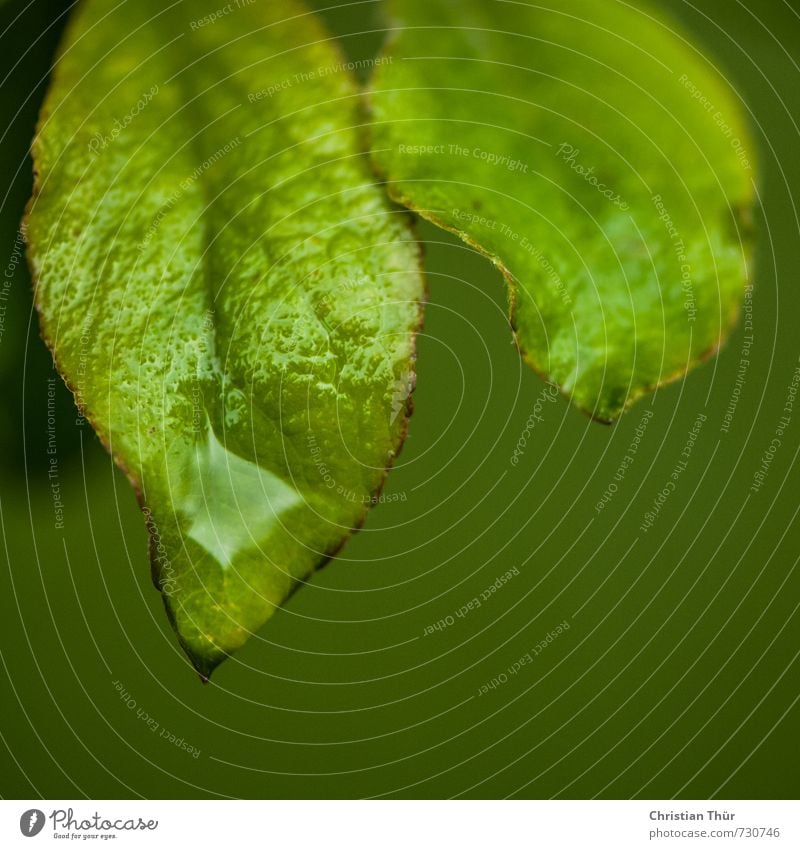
1;0;798;799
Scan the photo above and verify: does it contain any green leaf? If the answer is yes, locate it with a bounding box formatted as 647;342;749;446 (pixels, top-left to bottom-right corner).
26;0;424;678
368;0;756;421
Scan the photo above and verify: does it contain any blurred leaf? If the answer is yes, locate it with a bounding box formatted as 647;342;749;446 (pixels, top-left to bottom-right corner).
368;0;756;420
27;0;424;677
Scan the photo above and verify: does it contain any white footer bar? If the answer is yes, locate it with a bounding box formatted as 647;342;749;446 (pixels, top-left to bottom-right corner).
2;800;797;848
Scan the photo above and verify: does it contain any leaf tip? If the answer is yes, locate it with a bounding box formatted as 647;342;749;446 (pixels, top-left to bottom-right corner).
185;646;226;684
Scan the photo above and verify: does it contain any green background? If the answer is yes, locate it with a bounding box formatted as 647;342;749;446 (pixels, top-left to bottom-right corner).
1;0;798;799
